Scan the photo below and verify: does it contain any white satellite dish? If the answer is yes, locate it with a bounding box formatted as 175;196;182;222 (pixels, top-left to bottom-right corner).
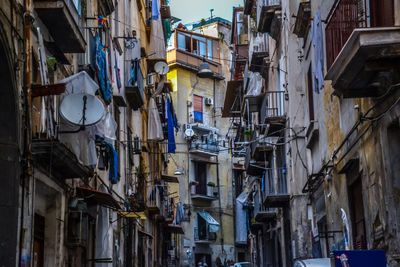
154;61;169;75
185;128;195;138
60;93;105;126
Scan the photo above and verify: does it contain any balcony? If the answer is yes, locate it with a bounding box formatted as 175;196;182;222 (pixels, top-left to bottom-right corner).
293;1;311;38
222;81;243;118
233;45;249;81
253;192;277;223
257;0;282;40
325;0;400;98
167;30;223;79
249;41;269;78
146;186;162;215
194;227;217;244
261;91;286;135
244;0;255;15
32;139;92;180
189;138;219;157
263;168;290;208
167;49;223;79
244;144;268;176
195;211;219;244
125;62;145;110
190;183;218;204
34;0;86;52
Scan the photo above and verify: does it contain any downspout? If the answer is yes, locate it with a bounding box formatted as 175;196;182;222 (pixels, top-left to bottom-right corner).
214;78;225;258
20;0;33;266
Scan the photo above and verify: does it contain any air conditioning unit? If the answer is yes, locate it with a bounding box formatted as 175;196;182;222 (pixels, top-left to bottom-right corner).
205;97;213;106
147;73;156;87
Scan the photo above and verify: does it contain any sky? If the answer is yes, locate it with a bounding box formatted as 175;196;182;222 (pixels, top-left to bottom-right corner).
170;0;243;24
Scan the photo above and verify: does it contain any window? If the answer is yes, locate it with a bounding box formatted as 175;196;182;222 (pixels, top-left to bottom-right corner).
346;161;367;250
207;39;213;59
194;162;207;195
176;32;213;60
307;64;315;121
177;33;188;51
193;36;206;57
193;95;203;123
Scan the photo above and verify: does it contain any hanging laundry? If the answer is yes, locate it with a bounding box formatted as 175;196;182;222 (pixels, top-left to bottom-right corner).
96;136;120;184
113;42;122;90
152;0;159;20
166;96;177;153
312;9;324;93
128;59;139;86
148;98;164;141
95;34;112;104
163;19;172;43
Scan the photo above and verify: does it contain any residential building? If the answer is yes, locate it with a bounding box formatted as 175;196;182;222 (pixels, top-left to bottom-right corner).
166;17;236;267
227;0;400;266
0;0;179;266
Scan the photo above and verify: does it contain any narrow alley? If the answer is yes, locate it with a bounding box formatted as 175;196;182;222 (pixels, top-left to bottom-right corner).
0;0;399;266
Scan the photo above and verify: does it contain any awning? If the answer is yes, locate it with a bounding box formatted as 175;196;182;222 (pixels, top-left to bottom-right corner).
198;211;220;232
222;80;243;118
119;211;147;220
161;175;179;183
76;187;120;210
164;224;185;234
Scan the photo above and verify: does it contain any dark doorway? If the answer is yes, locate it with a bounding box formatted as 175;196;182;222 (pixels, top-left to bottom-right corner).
195;253;211;267
370;0;394;27
194;162;207;195
348;176;367;249
33;214;45;267
0;31;19;266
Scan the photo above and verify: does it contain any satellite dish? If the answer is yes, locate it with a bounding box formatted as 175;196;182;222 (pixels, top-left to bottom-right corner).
60;93;105;126
185;128;195;138
154;61;169;75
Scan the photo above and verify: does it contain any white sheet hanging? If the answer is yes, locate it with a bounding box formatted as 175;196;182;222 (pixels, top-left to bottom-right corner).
60;71;99;95
147;97;164;141
246;71;263;96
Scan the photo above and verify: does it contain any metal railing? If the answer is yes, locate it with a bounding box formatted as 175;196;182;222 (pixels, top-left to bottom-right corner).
147;185;161;208
264;167;287;195
194;226;217;242
190;137;219;154
162;197;175;220
325;0;367;68
260;0;281;6
263;91;285;119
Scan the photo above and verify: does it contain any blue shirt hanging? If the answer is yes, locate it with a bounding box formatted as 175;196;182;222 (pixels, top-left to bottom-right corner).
166;97;176;153
95;34;113;103
152;0;159;20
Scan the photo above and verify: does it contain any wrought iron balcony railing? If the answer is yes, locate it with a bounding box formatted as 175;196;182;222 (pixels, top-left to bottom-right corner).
325;0;368;68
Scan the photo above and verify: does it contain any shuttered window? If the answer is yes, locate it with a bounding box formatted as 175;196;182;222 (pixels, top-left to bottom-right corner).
193;95;203;123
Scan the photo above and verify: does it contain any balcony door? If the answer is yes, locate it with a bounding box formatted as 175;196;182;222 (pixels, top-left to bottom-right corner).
194;162;207;195
370;0;394;27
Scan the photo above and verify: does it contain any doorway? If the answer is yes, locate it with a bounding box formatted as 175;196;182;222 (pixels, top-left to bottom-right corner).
348;176;367;249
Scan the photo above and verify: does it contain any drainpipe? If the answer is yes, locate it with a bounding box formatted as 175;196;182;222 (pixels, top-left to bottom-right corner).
19;0;33;266
213;78;225;261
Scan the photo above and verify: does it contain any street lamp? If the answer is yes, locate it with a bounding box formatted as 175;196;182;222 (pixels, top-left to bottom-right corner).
197;58;213;79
